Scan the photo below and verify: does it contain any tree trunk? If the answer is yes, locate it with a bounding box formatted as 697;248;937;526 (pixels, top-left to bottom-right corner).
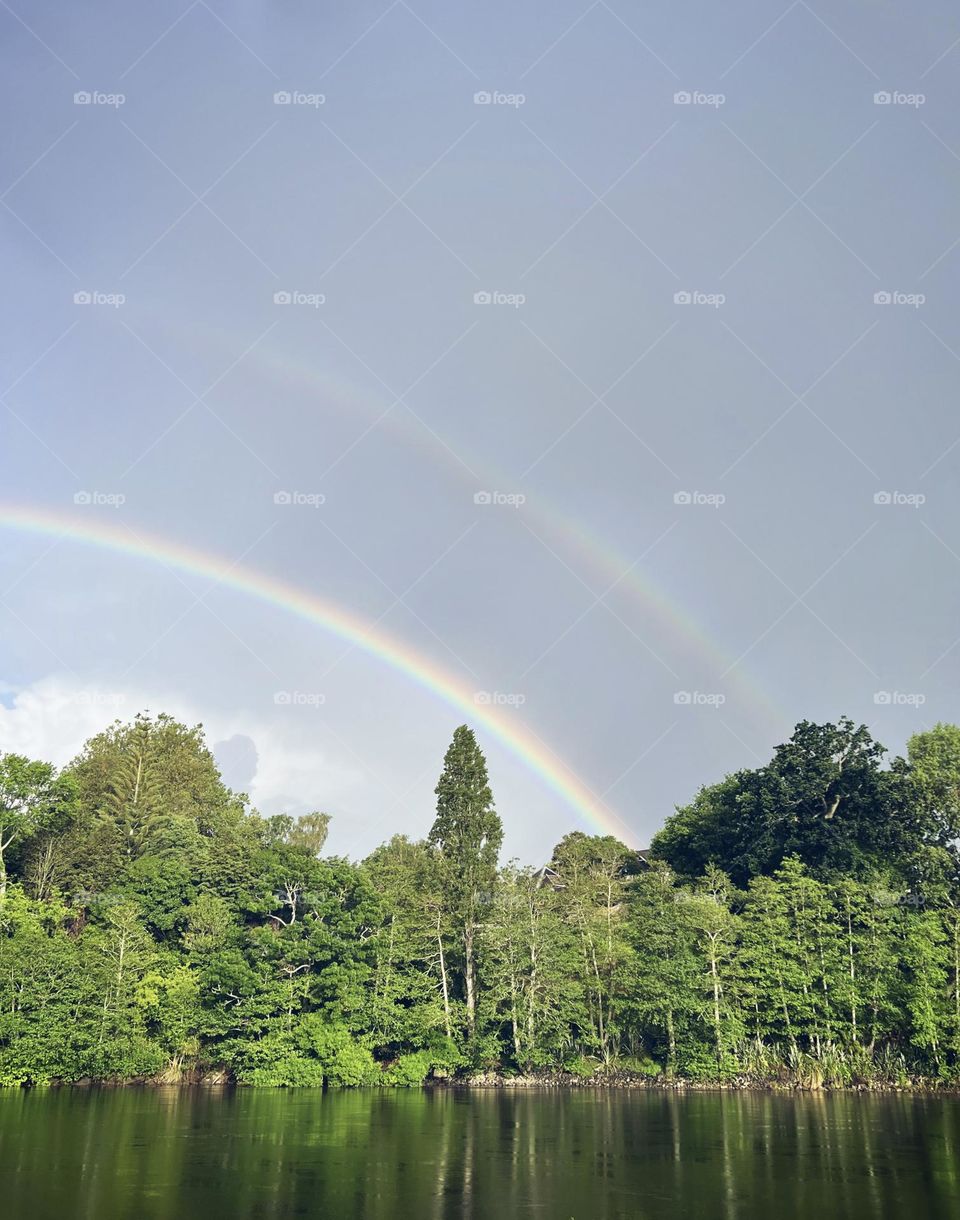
436;911;452;1041
526;905;538;1056
953;918;960;1054
0;830;11;900
847;908;858;1044
128;754;144;858
31;838;56;902
708;935;722;1069
510;972;520;1063
464;922;476;1034
666;1008;676;1075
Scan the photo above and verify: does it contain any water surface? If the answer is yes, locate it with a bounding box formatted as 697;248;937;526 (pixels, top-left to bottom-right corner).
3;1087;959;1219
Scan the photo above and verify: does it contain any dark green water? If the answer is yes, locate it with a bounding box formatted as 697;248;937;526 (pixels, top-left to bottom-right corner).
2;1088;960;1219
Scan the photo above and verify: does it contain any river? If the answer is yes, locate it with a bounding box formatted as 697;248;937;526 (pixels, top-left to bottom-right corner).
3;1087;959;1218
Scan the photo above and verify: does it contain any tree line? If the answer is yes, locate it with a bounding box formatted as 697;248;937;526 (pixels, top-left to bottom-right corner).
2;712;960;1086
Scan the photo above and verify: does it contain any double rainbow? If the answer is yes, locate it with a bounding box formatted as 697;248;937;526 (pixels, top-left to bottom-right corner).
0;504;639;845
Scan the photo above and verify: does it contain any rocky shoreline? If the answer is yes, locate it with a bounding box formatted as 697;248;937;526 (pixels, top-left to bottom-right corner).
45;1072;956;1093
435;1071;955;1093
18;1065;959;1092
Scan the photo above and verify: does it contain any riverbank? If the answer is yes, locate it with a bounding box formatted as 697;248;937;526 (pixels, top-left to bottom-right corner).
444;1071;958;1093
23;1068;960;1093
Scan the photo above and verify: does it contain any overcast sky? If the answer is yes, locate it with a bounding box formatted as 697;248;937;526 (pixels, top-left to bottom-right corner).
2;0;960;861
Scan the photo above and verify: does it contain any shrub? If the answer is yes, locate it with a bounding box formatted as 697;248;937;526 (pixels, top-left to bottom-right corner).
295;1017;379;1086
384;1051;433;1086
564;1055;597;1079
229;1026;376;1087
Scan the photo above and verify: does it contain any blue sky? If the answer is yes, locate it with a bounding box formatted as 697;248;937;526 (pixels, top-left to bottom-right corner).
2;1;960;860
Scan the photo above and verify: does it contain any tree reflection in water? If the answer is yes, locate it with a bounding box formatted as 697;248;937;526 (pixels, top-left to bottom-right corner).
1;1087;958;1220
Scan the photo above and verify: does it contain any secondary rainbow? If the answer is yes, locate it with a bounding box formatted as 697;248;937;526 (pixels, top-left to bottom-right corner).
0;503;637;846
179;331;782;726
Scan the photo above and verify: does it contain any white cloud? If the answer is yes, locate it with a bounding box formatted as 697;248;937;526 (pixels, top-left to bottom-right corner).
0;674;134;765
0;673;363;815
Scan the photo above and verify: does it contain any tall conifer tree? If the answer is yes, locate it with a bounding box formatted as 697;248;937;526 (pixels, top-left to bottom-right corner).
428;726;502;1034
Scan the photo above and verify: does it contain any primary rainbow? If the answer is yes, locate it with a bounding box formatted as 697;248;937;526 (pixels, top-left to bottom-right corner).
0;503;638;846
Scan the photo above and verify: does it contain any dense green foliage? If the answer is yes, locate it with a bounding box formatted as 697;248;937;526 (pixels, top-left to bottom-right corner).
2;712;960;1087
